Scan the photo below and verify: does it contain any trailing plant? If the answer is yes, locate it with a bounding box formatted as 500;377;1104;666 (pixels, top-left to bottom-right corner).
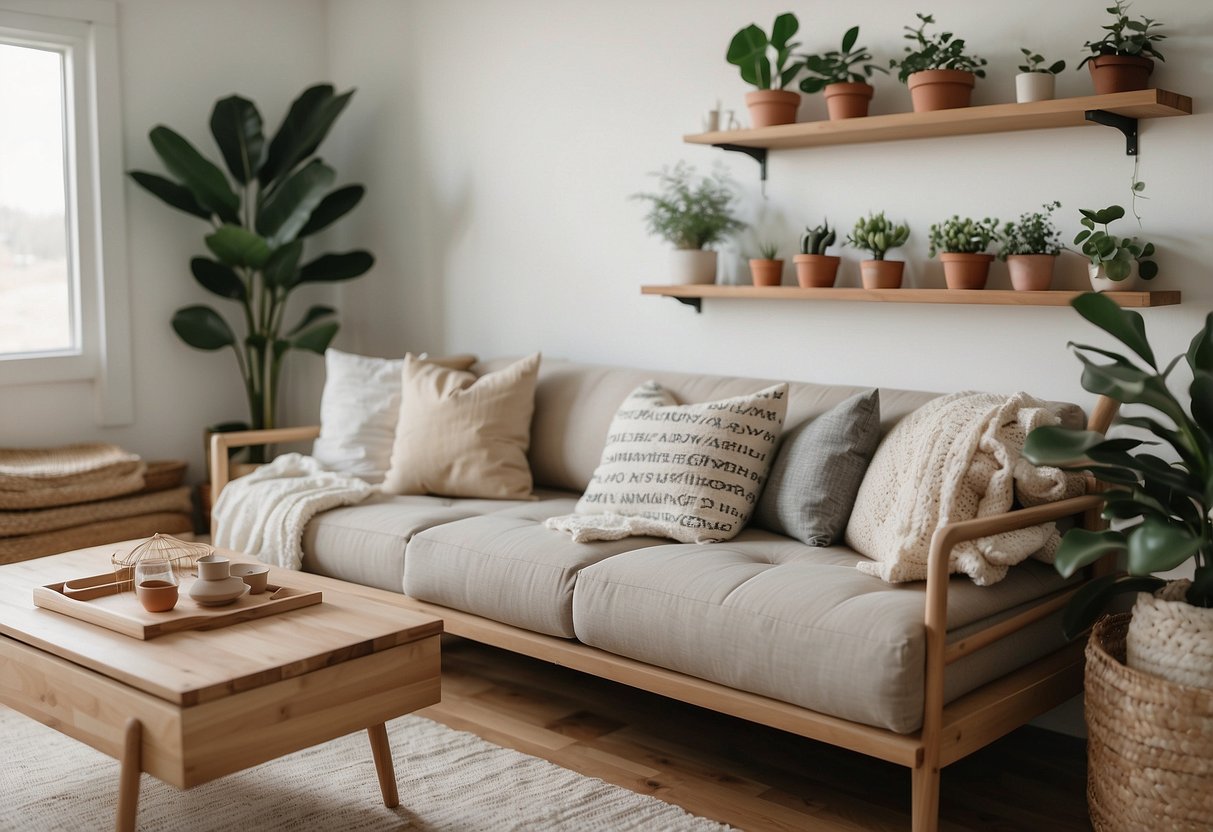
927;215;999;256
997;202;1063;258
1078;1;1166;69
889;13;988;84
727;13;804;91
1018;48;1066;75
846;212;910;260
799;26;887;93
800;220;836;255
129;84;373;448
631;162;744;250
754;241;781;260
1022;292;1213;636
1074;204;1158;281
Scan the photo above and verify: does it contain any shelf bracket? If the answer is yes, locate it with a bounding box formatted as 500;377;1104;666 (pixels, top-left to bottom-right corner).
713;144;768;181
672;295;702;313
1085;110;1138;155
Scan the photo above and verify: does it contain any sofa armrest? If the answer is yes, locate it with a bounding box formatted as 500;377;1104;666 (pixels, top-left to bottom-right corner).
209;426;321;501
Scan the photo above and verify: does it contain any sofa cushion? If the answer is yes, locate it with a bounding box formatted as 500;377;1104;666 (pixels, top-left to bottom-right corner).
404;498;667;637
571;538;1071;733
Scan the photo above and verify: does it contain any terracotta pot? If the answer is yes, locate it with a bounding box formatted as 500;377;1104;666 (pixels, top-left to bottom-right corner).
939;252;994;289
1015;72;1055;103
1088;260;1141;292
1005;254;1056;291
792;254;840;287
823;82;873;120
1088;54;1153;95
859;260;904;289
669;249;717;285
906;69;976;112
749;259;784;287
136;580;179;613
1127;580;1213;689
744;89;800;128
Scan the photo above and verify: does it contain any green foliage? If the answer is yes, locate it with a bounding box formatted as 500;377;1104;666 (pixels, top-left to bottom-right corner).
754;241;781;260
129;84;373;434
1078;1;1166;69
889;13;988;84
631;162;745;250
727;13;804;90
846;212;910;260
927;215;999;257
1073;204;1158;281
1022;294;1213;635
997;202;1063;258
800;220;836;255
1018;48;1066;75
799;26;888;93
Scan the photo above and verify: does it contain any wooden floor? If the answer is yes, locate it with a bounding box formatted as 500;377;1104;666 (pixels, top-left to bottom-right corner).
419;636;1091;832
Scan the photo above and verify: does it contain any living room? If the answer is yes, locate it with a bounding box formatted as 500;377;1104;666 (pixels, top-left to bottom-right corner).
1;0;1210;830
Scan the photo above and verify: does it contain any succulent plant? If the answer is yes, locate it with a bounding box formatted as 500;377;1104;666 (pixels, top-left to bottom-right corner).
800;220;836;255
998;202;1063;258
1018;48;1066;75
846;212;910;260
1078;1;1166;69
1074;204;1158;281
928;215;1000;256
631;162;745;250
889;13;987;84
727;13;805;91
799;26;887;93
754;241;781;260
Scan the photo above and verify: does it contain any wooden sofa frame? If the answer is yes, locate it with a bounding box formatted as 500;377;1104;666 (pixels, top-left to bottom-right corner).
210;395;1117;832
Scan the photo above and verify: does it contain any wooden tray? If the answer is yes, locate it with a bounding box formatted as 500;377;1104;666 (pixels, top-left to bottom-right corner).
33;571;322;640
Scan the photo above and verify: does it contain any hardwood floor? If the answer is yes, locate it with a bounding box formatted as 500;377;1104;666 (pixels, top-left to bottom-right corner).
419;636;1091;832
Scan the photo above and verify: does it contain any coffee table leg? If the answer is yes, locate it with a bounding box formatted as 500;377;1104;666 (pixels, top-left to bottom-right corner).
366;723;399;808
116;717;142;832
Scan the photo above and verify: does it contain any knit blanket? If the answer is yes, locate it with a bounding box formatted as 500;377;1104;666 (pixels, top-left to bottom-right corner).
845;392;1085;586
212;454;374;570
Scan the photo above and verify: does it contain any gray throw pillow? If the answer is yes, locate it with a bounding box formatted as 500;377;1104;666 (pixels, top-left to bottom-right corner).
753;389;881;546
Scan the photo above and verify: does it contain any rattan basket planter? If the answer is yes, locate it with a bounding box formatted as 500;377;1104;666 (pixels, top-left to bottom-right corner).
1086;613;1213;831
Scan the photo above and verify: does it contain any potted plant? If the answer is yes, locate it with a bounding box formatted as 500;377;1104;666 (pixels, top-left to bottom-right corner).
889;13;988;112
794;220;839;287
631;163;745;286
1074;204;1158;291
129;84;374;455
749;242;784;287
727;13;805;128
847;212;910;289
996;201;1063;291
928;215;999;290
799;26;887;120
1078;0;1165;94
1015;49;1066;103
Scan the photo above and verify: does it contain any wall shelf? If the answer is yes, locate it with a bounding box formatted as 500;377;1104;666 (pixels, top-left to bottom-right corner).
642;284;1182;313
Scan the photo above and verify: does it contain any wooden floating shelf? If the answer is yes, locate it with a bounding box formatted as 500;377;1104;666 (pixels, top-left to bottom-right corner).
684;89;1191;152
642;284;1182;311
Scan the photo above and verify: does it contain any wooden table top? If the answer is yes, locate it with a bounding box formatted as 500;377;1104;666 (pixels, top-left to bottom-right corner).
0;545;442;707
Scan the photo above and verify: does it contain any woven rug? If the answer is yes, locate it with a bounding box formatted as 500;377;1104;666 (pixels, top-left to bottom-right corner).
0;706;733;831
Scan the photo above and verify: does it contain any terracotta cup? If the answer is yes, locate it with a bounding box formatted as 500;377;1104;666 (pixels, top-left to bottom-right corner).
136;580;179;613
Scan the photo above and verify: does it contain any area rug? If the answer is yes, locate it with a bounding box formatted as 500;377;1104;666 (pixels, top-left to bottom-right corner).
0;706;734;831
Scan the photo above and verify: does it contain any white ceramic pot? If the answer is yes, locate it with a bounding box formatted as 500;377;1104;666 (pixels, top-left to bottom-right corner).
1127;580;1213;689
1088;260;1141;292
1015;72;1055;103
669;249;718;285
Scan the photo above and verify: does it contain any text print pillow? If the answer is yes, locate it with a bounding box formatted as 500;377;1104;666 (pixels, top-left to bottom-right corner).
545;381;788;543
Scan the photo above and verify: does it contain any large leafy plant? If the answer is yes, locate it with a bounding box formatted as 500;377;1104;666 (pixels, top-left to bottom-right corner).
727;13;804;91
1078;1;1166;68
1023;293;1213;637
631;163;744;250
890;13;988;84
799;26;887;92
130;84;373;445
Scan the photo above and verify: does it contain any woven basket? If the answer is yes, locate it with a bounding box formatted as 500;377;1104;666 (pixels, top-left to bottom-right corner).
1126;580;1213;689
1086;613;1213;831
142;460;188;494
0;512;193;564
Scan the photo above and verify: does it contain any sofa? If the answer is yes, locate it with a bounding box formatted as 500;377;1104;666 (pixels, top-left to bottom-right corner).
210;358;1111;832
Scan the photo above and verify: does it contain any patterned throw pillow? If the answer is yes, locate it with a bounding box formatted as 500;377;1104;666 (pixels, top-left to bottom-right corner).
545;381;788;544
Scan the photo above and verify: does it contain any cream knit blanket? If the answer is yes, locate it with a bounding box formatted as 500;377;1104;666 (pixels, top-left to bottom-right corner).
845;391;1085;586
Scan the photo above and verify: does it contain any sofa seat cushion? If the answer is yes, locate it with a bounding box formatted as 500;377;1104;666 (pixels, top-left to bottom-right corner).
571;538;1071;733
403;498;668;638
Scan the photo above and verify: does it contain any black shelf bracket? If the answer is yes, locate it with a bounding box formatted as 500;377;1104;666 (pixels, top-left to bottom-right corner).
1085;110;1138;155
713;143;768;180
672;295;703;313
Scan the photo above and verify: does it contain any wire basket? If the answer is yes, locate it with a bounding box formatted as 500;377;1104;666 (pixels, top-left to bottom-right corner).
111;533;212;591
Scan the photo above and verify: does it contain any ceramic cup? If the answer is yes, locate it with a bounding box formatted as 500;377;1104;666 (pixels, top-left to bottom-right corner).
230;563;270;594
196;554;231;581
136;580;179;612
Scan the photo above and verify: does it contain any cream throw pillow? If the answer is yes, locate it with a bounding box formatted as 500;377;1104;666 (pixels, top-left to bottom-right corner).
545;381;788;544
382;353;540;499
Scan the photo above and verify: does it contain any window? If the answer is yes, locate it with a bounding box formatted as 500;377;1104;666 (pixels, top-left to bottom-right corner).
0;1;131;425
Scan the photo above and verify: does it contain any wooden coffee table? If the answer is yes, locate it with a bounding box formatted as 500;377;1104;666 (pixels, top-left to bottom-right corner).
0;545;442;831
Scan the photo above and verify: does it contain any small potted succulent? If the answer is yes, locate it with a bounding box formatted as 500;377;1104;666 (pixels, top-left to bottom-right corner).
1078;0;1165;94
889;13;987;112
1074;204;1158;291
794;220;839;287
799;26;887;120
749;241;784;287
1015;49;1066;103
727;13;805;128
997;201;1063;291
928;215;1000;290
847;212;910;289
632;162;745;285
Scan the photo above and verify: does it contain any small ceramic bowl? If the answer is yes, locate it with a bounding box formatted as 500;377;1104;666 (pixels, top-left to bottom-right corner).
136;580;179;612
230;563;270;594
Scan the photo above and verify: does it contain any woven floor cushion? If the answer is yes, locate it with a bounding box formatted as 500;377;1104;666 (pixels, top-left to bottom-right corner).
0;511;193;564
0;486;192;538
